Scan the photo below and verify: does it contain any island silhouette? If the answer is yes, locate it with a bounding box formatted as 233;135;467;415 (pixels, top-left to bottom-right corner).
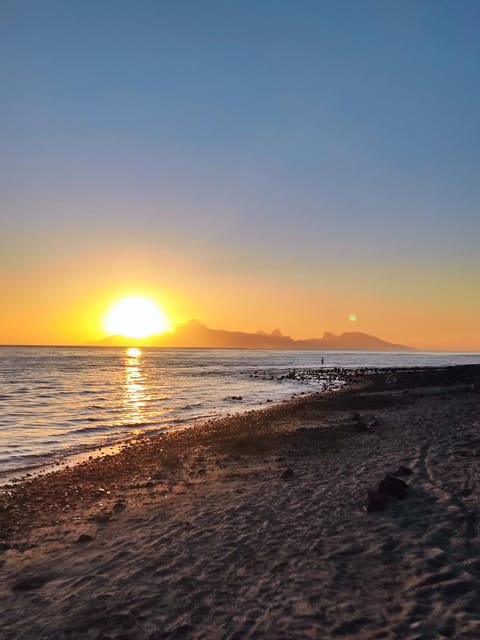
95;319;414;351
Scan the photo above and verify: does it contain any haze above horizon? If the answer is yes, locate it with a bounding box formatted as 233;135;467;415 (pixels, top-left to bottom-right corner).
2;1;479;350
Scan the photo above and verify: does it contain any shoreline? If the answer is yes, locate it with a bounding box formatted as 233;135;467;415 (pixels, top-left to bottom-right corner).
0;364;350;485
2;362;472;486
1;364;480;639
2;352;479;485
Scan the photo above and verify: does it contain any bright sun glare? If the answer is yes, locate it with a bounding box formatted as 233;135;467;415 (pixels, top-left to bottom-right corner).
103;296;171;339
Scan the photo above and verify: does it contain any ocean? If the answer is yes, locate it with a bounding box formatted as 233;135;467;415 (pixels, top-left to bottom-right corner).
1;347;479;479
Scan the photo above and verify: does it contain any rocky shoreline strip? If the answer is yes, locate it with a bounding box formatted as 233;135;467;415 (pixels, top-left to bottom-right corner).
1;364;480;639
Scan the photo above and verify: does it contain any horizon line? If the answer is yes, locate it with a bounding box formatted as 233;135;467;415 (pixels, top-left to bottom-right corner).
2;343;480;354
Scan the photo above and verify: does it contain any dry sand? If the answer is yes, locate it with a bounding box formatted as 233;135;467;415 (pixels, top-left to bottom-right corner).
1;366;480;640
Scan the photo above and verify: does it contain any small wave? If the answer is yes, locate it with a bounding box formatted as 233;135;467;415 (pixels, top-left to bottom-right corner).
70;425;114;435
175;411;220;423
70;420;161;435
68;416;103;423
119;421;158;429
0;450;57;465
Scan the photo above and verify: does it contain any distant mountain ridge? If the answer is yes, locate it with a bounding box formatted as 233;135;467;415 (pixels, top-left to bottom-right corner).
95;319;414;351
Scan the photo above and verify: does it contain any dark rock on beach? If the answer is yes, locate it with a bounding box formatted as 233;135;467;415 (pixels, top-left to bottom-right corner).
366;474;409;512
75;533;94;544
392;465;413;477
351;413;378;432
352;419;369;433
365;489;390;512
91;510;114;524
378;475;408;500
13;574;52;591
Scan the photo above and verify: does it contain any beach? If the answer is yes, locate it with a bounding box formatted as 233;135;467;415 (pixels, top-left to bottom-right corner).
1;365;480;639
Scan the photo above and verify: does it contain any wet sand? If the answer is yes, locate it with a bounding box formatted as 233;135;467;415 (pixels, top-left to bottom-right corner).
1;365;480;639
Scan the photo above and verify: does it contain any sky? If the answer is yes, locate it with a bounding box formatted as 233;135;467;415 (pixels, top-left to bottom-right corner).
1;0;479;349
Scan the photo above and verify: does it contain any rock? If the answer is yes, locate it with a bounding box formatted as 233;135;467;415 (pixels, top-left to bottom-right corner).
392;465;413;477
113;501;126;512
353;420;369;433
351;413;376;432
378;475;408;500
75;533;94;543
0;540;11;552
366;489;390;512
91;510;113;524
13;574;51;591
280;467;294;479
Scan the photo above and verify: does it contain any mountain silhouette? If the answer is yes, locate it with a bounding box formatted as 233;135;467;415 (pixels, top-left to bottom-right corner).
95;320;414;351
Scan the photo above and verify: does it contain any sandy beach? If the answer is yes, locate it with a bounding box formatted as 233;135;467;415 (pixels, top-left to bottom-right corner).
1;365;480;639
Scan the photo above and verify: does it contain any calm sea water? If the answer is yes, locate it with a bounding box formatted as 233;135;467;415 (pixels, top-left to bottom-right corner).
1;347;479;478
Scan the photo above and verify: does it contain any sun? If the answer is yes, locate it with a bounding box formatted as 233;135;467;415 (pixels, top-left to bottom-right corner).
103;296;171;339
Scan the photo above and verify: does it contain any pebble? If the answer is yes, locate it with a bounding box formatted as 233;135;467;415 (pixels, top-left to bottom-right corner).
75;533;94;543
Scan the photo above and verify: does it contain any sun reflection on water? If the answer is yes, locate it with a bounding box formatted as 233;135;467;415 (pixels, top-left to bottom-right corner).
124;347;146;424
126;347;141;358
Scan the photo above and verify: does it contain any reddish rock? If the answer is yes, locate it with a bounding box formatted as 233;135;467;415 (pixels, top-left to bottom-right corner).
75;533;94;543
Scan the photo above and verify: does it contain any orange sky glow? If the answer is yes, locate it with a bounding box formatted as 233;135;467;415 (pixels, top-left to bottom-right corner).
1;243;478;350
